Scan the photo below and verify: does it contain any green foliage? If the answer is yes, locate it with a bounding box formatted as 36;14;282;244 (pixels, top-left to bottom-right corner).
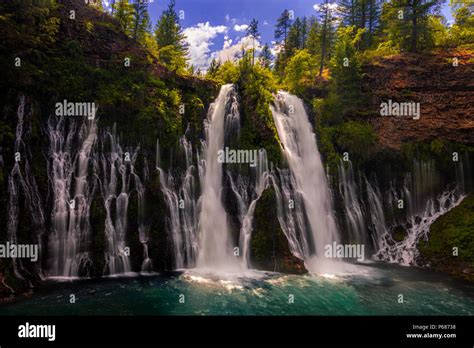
330;26;364;89
315;0;338;75
259;44;273;69
283;49;318;95
339;0;381;49
154;0;188;72
157;44;187;73
246;19;260;65
306;16;321;57
209;60;239;84
334;121;377;162
380;0;443;52
112;0;135;36
250;188;306;274
274;9;293;45
446;0;474;47
131;0;151;43
418;194;474;281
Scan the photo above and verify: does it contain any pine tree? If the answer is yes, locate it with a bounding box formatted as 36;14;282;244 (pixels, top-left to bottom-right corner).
207;58;221;77
339;0;381;49
113;0;134;37
366;0;381;47
306;16;321;56
154;0;188;72
246;19;260;66
132;0;151;43
317;0;337;75
275;9;293;50
259;43;273;68
339;0;358;26
381;0;443;53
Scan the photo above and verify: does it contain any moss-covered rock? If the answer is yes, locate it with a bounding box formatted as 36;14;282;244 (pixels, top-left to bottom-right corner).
392;225;408;243
418;195;474;282
250;188;307;274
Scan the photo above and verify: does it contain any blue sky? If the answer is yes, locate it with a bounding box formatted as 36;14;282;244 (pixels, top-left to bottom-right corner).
104;0;454;70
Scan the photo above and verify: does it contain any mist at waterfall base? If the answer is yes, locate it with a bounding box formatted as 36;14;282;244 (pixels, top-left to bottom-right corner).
1;264;474;315
4;86;473;316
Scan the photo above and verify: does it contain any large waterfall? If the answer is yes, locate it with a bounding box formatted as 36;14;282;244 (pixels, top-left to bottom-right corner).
4;88;469;280
271;92;339;272
196;84;242;272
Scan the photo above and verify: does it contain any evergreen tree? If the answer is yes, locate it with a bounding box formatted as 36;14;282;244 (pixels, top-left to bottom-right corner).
113;0;134;37
132;0;151;43
207;58;221;77
381;0;443;52
317;0;337;75
274;10;293;75
246;19;260;66
339;0;381;49
154;0;188;72
366;0;381;47
339;0;358;26
448;0;474;46
275;9;293;50
306;16;321;56
259;43;273;68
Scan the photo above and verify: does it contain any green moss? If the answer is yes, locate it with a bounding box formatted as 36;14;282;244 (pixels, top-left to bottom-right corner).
250;188;307;274
418;195;474;281
392;226;408;243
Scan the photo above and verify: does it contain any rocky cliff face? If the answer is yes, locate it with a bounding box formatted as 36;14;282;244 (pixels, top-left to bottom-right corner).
363;50;474;150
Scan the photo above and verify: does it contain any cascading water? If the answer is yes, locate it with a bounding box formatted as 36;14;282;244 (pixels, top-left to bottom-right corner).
270;91;339;272
156;136;199;269
365;178;387;250
196;84;241;272
7;96;46;278
100;127;144;275
338;161;366;245
375;190;464;265
47;116;97;278
228;149;270;268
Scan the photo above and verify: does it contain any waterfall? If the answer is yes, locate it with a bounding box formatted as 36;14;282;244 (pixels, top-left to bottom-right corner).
365;178;387;250
47;116;97;278
338;161;366;245
270;91;339;271
7;95;45;278
228;149;270;268
269;168;309;260
196;84;241;272
156;136;199;269
100;127;144;275
375;190;464;265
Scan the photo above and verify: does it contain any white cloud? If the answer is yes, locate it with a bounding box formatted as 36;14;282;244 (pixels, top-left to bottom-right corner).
213;35;262;64
183;22;227;69
234;24;249;32
225;14;230;22
263;20;269;26
223;35;233;49
313;3;340;11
